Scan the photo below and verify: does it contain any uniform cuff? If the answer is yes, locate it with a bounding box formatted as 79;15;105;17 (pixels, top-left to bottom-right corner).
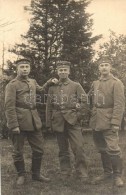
111;119;120;126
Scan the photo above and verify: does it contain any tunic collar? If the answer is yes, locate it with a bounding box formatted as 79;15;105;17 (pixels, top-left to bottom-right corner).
99;73;114;81
58;78;70;86
16;75;30;82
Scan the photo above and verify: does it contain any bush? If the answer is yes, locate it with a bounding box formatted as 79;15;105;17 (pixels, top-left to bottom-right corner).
0;76;10;139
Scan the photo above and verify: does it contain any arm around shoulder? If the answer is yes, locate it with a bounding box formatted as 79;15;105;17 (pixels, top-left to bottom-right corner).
35;78;58;92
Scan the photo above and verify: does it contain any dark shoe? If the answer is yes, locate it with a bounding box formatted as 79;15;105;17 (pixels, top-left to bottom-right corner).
114;177;124;187
31;153;50;182
111;155;123;179
16;176;25;185
101;153;113;174
32;174;50;182
91;174;112;185
14;161;26;176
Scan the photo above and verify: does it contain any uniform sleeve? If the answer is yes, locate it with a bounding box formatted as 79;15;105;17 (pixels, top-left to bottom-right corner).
76;83;87;104
76;83;89;114
111;80;125;126
35;80;49;92
46;87;53;128
5;83;19;129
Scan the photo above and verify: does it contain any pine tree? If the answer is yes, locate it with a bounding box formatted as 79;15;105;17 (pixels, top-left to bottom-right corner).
10;0;101;90
97;30;126;82
59;0;101;91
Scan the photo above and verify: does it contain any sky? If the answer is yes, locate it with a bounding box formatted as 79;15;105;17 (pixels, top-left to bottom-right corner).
87;0;126;37
0;0;126;65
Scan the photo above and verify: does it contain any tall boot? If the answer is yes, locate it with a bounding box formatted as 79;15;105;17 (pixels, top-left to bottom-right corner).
59;155;71;176
101;152;113;176
14;160;26;176
14;160;25;185
75;162;89;183
92;152;113;184
111;155;124;187
31;152;50;182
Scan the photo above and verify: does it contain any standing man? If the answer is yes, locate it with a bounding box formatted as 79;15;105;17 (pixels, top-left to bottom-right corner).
5;58;58;185
46;61;89;182
89;55;125;187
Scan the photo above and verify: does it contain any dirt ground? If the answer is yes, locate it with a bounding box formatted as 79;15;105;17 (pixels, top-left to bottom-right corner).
1;131;126;195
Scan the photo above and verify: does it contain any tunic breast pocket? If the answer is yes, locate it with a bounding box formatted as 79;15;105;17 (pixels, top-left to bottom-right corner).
16;88;29;94
16;89;23;93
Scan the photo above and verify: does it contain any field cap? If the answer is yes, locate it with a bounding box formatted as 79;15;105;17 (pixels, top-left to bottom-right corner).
57;61;71;69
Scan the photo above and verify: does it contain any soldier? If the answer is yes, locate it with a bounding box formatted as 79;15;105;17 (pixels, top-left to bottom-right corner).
46;61;89;182
5;58;58;185
89;55;125;187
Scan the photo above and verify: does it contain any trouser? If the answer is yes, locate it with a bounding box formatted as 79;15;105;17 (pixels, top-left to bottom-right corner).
93;129;123;178
11;130;44;176
56;121;88;177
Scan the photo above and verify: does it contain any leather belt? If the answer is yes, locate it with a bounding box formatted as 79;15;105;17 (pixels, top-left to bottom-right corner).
16;105;36;110
94;106;113;109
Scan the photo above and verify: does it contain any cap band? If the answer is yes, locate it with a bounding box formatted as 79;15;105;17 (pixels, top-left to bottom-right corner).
98;55;111;66
57;61;71;68
15;59;31;65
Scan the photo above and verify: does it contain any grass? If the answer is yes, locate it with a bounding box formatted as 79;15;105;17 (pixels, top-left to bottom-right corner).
1;130;126;195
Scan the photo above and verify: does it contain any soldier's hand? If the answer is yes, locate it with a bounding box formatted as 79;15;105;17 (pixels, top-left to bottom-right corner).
51;78;58;84
47;78;58;85
76;103;81;110
12;127;20;134
112;125;120;132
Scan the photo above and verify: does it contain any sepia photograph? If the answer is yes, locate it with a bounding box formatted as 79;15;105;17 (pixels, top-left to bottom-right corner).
0;0;126;194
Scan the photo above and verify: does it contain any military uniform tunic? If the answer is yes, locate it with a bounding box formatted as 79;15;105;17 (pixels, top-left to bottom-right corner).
46;78;87;131
5;76;49;162
89;74;125;155
5;76;49;131
46;78;89;176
